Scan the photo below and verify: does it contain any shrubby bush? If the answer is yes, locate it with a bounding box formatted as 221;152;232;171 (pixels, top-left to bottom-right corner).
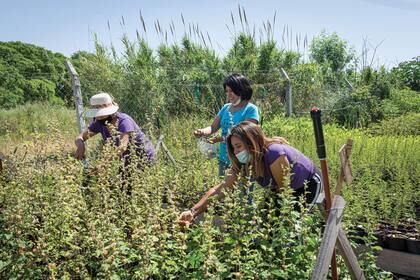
368;112;420;136
0;112;403;279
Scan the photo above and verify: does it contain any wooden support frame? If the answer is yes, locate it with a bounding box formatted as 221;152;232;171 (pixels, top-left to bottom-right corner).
312;195;346;279
154;119;176;165
155;134;176;165
315;197;366;280
312;139;365;280
335;139;353;195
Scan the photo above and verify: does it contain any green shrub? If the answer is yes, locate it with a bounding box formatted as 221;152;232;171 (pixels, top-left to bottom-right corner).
0;114;401;279
368;112;420;136
382;89;420;118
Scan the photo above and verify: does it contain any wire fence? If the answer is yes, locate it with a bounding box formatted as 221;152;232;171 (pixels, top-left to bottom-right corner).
64;60;366;135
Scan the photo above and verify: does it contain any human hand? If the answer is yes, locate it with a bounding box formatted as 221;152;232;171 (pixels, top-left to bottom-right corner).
194;129;205;138
74;139;85;160
178;210;195;226
207;136;223;144
87;161;109;176
88;166;99;176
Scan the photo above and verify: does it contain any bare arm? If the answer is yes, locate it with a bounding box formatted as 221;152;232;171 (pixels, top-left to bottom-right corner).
244;118;258;124
116;132;130;156
75;129;96;142
178;168;237;226
194;116;221;137
269;155;291;192
74;129;97;160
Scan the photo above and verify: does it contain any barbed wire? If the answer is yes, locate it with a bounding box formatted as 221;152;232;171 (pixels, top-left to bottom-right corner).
59;61;371;126
293;94;382;117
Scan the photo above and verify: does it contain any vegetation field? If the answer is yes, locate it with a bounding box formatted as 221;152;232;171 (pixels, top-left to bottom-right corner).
1;12;419;278
0;103;418;279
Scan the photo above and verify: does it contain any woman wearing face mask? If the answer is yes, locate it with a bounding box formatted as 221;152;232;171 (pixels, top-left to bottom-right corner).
194;74;260;176
179;121;323;226
74;92;156;166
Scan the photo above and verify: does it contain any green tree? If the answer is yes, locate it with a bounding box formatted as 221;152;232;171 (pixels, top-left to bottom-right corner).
310;31;354;73
24;79;57;103
391;56;420;91
0;41;71;108
224;33;258;78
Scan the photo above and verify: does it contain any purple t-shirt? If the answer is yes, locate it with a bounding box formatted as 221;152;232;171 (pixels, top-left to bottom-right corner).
256;143;315;190
88;112;156;164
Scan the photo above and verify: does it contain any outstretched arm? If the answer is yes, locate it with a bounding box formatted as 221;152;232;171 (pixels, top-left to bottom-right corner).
74;129;97;160
194;116;221;137
178;169;237;226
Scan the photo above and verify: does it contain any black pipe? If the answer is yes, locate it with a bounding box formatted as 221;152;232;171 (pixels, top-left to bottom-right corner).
310;107;326;159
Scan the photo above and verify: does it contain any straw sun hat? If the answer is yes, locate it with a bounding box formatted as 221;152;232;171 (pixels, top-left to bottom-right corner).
86;92;119;118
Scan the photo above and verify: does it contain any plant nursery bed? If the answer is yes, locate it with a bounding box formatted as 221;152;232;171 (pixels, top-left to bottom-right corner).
376;248;420;278
376;219;420;254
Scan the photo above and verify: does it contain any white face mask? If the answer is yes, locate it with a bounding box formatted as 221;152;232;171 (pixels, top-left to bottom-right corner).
232;97;241;106
236;150;251;164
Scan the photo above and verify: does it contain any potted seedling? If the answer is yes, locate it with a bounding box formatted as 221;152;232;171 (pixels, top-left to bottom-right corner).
406;221;420;254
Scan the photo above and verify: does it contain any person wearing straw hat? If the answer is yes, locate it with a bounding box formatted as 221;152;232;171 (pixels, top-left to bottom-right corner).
179;121;323;226
74;92;156;167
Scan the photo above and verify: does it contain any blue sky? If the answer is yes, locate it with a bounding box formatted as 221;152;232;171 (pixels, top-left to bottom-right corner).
1;0;419;67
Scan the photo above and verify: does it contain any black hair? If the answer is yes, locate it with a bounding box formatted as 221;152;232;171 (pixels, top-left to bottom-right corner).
223;74;253;101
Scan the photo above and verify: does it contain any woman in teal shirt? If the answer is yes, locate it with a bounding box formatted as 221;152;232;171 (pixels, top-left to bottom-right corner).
194;74;260;176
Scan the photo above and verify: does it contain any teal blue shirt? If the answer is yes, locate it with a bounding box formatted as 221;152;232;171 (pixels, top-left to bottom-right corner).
217;102;260;164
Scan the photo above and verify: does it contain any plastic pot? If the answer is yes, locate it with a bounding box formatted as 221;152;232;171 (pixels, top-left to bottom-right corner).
406;238;420;255
384;235;407;252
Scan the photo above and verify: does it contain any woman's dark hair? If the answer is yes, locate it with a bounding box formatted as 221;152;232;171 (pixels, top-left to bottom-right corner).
223;74;253;100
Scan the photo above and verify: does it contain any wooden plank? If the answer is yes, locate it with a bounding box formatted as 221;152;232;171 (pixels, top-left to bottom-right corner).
334;169;345;196
311;195;345;280
340;139;353;184
161;141;176;164
376;249;420;278
335;139;353;195
336;228;366;280
317;198;365;280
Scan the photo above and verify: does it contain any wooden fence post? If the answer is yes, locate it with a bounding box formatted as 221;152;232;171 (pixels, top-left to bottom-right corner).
335;139;353;195
280;67;292;117
65;60;86;134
